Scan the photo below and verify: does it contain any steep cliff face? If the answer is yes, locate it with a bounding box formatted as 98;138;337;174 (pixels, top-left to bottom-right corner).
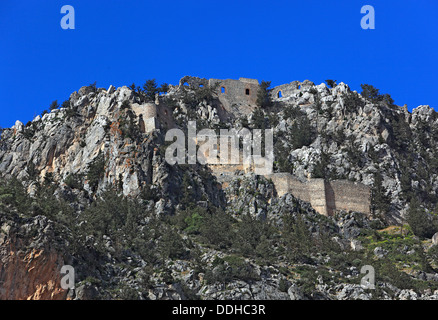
0;85;154;196
0;83;225;214
0;215;70;300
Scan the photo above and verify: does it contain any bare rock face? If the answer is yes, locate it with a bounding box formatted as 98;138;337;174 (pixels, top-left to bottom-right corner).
0;83;224;212
0;215;71;300
0;246;66;300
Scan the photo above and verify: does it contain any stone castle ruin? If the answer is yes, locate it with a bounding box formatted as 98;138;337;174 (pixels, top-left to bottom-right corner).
135;76;371;217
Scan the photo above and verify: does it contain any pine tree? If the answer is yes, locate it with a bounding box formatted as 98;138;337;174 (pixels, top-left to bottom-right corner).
143;79;159;101
50;100;59;111
159;83;169;94
86;152;105;192
371;171;391;218
406;197;438;239
325;79;337;88
256;80;273;108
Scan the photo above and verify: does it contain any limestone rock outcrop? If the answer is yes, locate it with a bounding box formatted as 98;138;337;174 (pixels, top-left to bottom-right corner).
0;215;70;300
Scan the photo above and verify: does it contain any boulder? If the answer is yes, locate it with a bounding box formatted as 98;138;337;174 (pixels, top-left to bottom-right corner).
432;232;438;246
288;284;305;300
373;246;388;258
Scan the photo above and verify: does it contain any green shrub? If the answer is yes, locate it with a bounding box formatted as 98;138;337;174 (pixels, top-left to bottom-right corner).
406;198;438;239
184;212;204;235
343;91;365;113
360;84;394;105
86;152;105;192
64;173;83;190
278;278;289;293
159;226;188;259
200;209;234;249
205;255;259;285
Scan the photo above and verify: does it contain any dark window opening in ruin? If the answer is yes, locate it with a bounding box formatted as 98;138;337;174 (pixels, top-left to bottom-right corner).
164;110;168;115
221;87;226;93
278;91;283;98
199;84;204;88
245;88;250;95
298;85;301;90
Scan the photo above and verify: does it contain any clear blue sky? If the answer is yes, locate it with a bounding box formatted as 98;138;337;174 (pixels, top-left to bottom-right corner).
0;0;437;128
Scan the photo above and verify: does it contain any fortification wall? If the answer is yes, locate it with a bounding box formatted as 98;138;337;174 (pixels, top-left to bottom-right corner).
173;76;259;116
325;180;336;216
265;173;370;216
267;173;292;197
132;103;155;119
209;78;259;113
271;81;301;99
170;76;371;217
156;104;175;129
131;103;158;132
287;175;312;203
267;173;328;214
131;100;175;132
307;179;328;216
271;80;315;100
329;180;371;215
143;117;157;133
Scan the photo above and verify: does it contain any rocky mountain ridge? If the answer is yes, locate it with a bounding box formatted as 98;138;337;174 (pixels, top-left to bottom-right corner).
1;77;438;300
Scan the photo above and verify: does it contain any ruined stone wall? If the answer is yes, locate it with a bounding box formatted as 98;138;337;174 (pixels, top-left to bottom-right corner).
156;104;175;129
143;103;157;119
143;117;158;133
266;173;370;216
307;179;328;216
328;180;371;215
131;100;175;132
267;173;292;197
287;175;312;204
170;76;261;117
267;173;327;214
271;80;315;100
131;102;154;119
131;103;158;133
209;78;259;113
271;81;301;99
179;76;209;89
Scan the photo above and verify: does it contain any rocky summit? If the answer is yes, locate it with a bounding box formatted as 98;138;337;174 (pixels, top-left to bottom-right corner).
1;77;438;300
